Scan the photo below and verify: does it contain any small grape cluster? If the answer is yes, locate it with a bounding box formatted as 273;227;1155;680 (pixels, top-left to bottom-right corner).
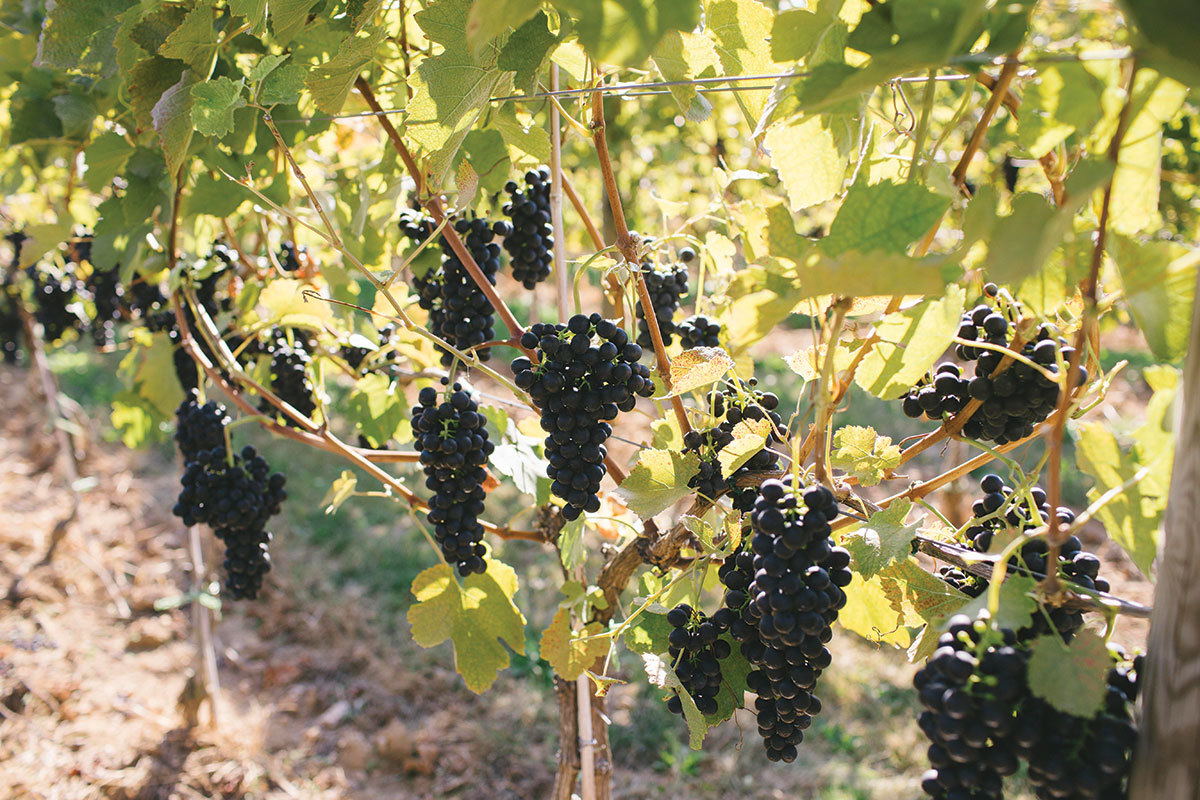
665;603;733;716
172;393;287;599
497;168;553;289
31;267;81;344
278;241;304;272
720;478;852;762
85;266;123;349
938;474;1107;640
262;330;317;424
402;211;500;366
1018;650;1141;800
901;291;1086;445
512;314;655;520
412;380;494;575
914;615;1026;799
635;262;688;349
677;315;722;349
684;379;783;511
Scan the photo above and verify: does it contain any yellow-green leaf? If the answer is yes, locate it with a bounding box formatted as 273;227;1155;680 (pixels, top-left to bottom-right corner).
831;425;901;488
853;286;966;400
668;346;734;396
615;449;701;520
320;470;357;514
718;417;770;479
765;115;848;212
256;278;333;329
840;500;917;577
539;607;609;681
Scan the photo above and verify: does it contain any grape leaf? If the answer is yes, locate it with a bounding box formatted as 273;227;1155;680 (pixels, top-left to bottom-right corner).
306;27;385;113
320;470;358;514
111;391;161;449
625;611;672;655
128;56;186;133
650;417;683;451
718;417;770;479
158;3;218;72
764;115;848;212
151;70;197;176
191;77;246;137
832;426;902;489
704;634;753;726
705;0;774;118
83;132;134;192
539;607;609;681
838;558;967;649
496;11;560;94
256;278;334;329
230;0;268;33
668;346;733;396
270;0;322;45
260;63;308;105
823;180;950;258
642;653;706;749
36;0;134;77
853;285;966;401
466;0;540;58
1027;630;1111;718
1111;235;1197;363
954;574;1039;634
652;30;721;121
248;53;289;83
556;0;700;68
771;8;823;62
347;373;407;447
1017;62;1107;157
616;449;700;520
407;559;527;693
841;500;918;578
15;222;74;270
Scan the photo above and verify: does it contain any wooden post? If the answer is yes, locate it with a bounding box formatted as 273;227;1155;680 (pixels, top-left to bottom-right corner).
1128;265;1200;798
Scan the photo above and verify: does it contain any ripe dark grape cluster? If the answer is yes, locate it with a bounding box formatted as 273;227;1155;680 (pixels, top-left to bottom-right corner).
720;478;851;761
278;241;304;272
938;474;1107;640
85;266;123;349
665;603;733;716
172;393;287;600
1018;650;1141;800
512;314;655;520
262;330;317;424
0;285;22;364
902;292;1085;444
684;379;783;511
635;262;688;349
497;168;553;289
31;267;81;344
677;315;722;349
402;211;500;367
916;614;1142;800
412;380;494;575
914;615;1026;799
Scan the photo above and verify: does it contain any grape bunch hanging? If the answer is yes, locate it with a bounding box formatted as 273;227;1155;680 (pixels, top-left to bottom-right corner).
30;265;82;345
278;240;304;272
719;478;852;762
172;392;287;600
0;287;22;365
84;265;123;349
401;211;500;367
511;313;655;520
901;288;1084;444
665;603;732;716
496;167;553;289
685;379;784;511
636;261;688;349
677;314;722;349
412;379;494;575
261;328;318;425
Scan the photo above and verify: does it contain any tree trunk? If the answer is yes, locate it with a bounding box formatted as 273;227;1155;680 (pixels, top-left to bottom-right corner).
1128;266;1200;798
552;668;613;800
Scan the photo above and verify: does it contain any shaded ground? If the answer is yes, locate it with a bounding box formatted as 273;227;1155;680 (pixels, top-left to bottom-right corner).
0;355;1151;800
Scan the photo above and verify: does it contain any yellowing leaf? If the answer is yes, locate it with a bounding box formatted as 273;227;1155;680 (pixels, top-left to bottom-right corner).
838;558;967;649
765;115;848;211
718;417;770;479
257;278;333;329
320;470;357;514
615;450;700;520
539;607;609;681
831;425;901;487
407;559;527;693
668;346;734;396
784;339;854;381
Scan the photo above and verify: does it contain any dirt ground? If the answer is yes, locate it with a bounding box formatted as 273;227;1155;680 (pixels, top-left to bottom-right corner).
0;356;1153;800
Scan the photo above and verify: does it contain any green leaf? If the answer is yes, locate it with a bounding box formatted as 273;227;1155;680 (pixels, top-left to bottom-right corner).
771;9;823;62
260;63;309;105
52;94;97;140
111;390;160;448
718;418;770;479
489;438;548;498
83;132;134;193
668;346;734;396
185;171;248;217
128;56;186;133
823;179;950;258
463;129;512;194
555;0;700;68
347;373;407;447
954;574;1039;634
16;222;74;270
230;0;268;33
764;115;849;212
625;611;672;655
642;652;707;749
615;449;701;520
190;77;246;138
704;635;753;725
558;516;586;570
706;0;775;118
320;470;358;514
151;70;198;177
841;500;918;578
1027;630;1111;718
837;558;966;649
490;103;551;165
652;30;721;121
306;27;386;113
1017;62;1107;157
540;607;609;680
248;53;289;82
831;426;902;488
853;285;966;400
1111;239;1197;363
1120;0;1200;87
133;330;186;417
36;0;134;77
792;249;952;302
269;0;322;45
496;10;559;93
407;559;527;693
158;3;218;72
467;0;540;58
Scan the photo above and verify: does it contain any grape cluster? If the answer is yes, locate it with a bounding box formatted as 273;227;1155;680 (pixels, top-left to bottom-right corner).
512;314;655;520
684;379;783;511
402;211;500;366
938;474;1107;640
635;262;688;349
278;241;304;272
720;478;851;761
1018;651;1141;800
901;293;1085;445
665;603;733;716
172;393;287;599
412;380;494;575
0;288;22;364
262;330;317;424
497;168;553;288
84;266;123;349
677;315;722;349
914;615;1026;799
31;267;81;344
